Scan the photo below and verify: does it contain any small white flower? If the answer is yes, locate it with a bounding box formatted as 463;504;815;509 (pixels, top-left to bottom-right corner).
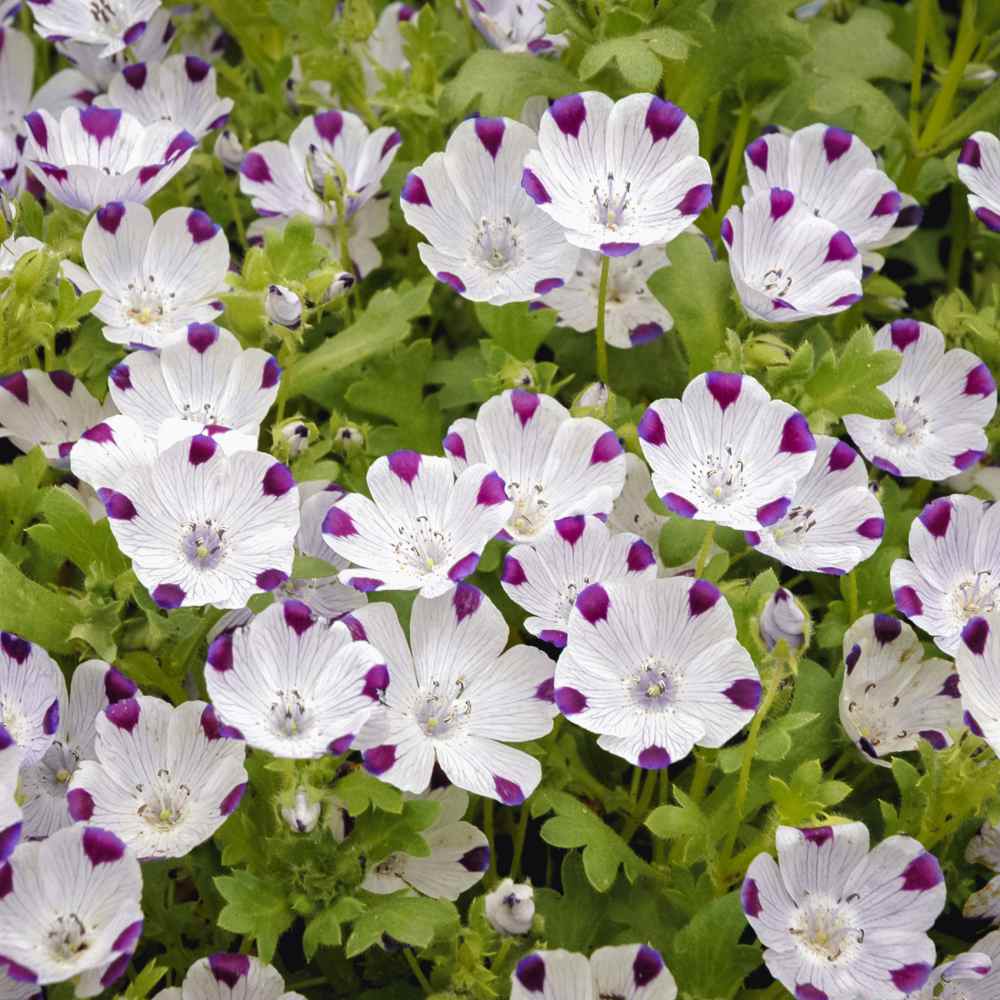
759;588;806;651
512;945;677;1000
957;131;1000;233
214;128;244;172
155;953;307;1000
266;284;302;329
27;0;161;57
0;632;61;767
323;270;355;303
281;788;321;834
485;878;534;935
908;941;995;1000
278;420;311;458
469;0;565;53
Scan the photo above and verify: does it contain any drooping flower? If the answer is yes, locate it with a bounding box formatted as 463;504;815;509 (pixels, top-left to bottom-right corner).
154;953;307;1000
321;450;511;597
214;128;244;172
68;695;247;859
721;187;863;323
0;824;143;995
444;389;626;542
891;495;1000;655
265;284;301;328
23;106;195;212
606;453;668;573
957;131;1000;233
469;0;565;53
61;201;229;348
0;369;115;468
360;2;414;98
0;632;61;767
746;435;884;574
485;878;535;935
349;588;557;804
521;92;712;256
511;945;677;1000
742;822;946;1000
759;588;806;651
501;515;656;647
637;372;816;532
907;940;995;1000
281;787;321;835
0;725;22;864
839;614;962;765
400;116;578;303
537;246;672;348
362;786;489;900
842;320;996;480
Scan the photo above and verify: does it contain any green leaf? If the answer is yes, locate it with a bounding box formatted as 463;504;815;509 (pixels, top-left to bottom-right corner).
935;80;1000;152
214;871;295;962
808;8;911;82
334;769;405;816
578;28;691;89
474;301;557;361
345;896;458;957
0;552;86;653
532;852;613;952
303;907;343;960
0;448;48;555
26;487;128;577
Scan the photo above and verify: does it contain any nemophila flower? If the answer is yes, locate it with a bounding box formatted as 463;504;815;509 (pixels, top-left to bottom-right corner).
742;822;946;1000
68;695;247;859
0;725;22;864
265;284;301;329
61;201;229;348
965;879;1000;925
968;822;1000;872
444;389;626;542
0;632;61;767
842;320;997;480
321;450;511;597
205;599;387;759
956;614;1000;757
349;589;557;803
501;515;656;647
890;495;1000;655
281;787;320;834
760;588;806;651
746;435;883;574
27;0;161;57
637;372;816;532
213;128;243;172
101;55;233;141
0;369;115;468
469;0;565;53
521;92;712;255
958;131;1000;232
0;236;44;276
485;878;535;935
362;786;490;900
156;954;307;1000
23;106;196;212
839;614;961;765
865;194;923;272
0;824;143;995
360;2;413;98
537;247;672;348
908;942;996;1000
511;945;677;1000
607;453;668;572
721;187;863;323
400;116;578;304
743;124;902;254
20;660;136;839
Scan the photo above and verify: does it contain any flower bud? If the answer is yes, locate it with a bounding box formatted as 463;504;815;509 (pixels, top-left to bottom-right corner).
214;129;245;173
333;424;364;452
266;284;302;329
324;271;355;303
760;588;806;651
279;419;311;458
326;796;354;842
485;878;534;935
576;381;609;410
281;788;321;833
0;189;16;226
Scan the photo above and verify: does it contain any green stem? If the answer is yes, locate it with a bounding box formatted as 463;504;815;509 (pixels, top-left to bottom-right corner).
510;806;530;880
694;522;716;578
845;572;859;623
919;0;978;151
948;182;969;289
715;103;752;229
483;798;496;881
404;949;433;995
909;0;932;137
225;180;247;248
595;254;611;385
621;767;658;843
653;770;669;865
688;751;712;803
288;976;330;991
629;764;642;801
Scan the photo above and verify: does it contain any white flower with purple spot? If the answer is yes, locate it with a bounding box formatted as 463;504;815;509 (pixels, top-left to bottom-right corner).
721;187;863;323
607;453;668;572
556;577;760;768
891;495;1000;655
0;726;22;865
742;822;946;1000
511;944;677;1000
537;246;672;348
956;614;1000;757
485;878;534;935
362;786;490;900
27;0;161;57
958;131;1000;233
0;369;115;468
908;940;995;1000
968;823;1000;873
637;372;816;532
843;320;996;481
400;116;578;304
501;514;656;647
469;0;565;54
864;194;923;272
760;588;806;651
444;389;626;542
0;824;143;995
321;450;511;597
839;614;961;765
361;2;414;98
22;106;195;213
746;436;884;574
61;201;229;348
349;588;557;804
20;660;136;839
67;694;247;860
155;953;307;1000
521;92;712;256
0;633;61;768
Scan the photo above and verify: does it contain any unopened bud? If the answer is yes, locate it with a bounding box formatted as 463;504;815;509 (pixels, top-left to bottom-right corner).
324;271;355;303
279;420;312;458
0;190;16;226
266;284;302;329
282;788;321;833
485;879;534;935
333;424;364;452
760;588;807;652
326;796;354;842
214;129;245;173
576;381;609;411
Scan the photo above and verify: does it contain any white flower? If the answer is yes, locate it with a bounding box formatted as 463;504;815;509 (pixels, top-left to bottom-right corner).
469;0;565;53
349;588;557;804
843;320;996;480
444;389;626;542
966;878;1000;925
0;369;115;468
0;824;143;995
0;632;61;767
908;940;996;1000
214;128;244;172
721;187;863;323
743;124;903;255
759;588;806;651
321;450;512;597
522;92;712;255
68;694;247;860
23;106;195;212
265;284;301;329
20;660;137;838
0;236;45;277
955;613;1000;757
512;945;677;1000
155;953;307;1000
746;435;884;574
27;0;161;56
281;788;321;834
968;823;1000;872
62;201;229;348
362;786;489;900
839;614;961;765
742;822;946;1000
555;577;759;768
501;514;656;647
957;131;1000;233
361;2;414;98
485;879;534;935
400;116;578;304
0;725;22;864
890;495;1000;655
864;194;923;272
537;246;672;348
637;372;816;532
606;453;668;573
